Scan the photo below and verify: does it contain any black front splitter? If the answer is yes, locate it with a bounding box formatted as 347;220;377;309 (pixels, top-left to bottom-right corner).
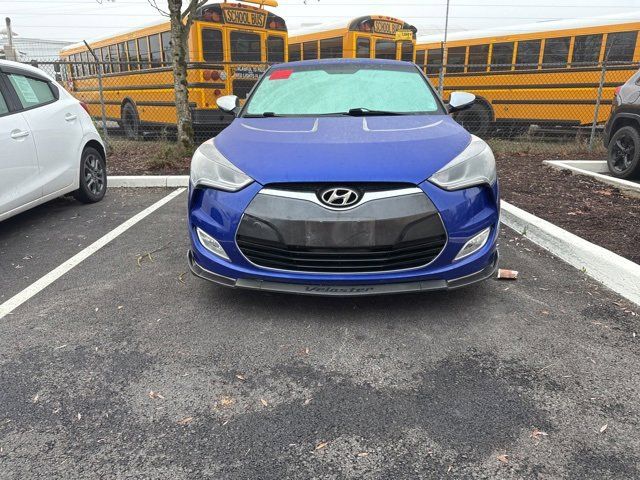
188;250;499;297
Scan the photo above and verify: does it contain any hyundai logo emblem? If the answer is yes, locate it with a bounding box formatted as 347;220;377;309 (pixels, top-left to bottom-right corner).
319;187;361;208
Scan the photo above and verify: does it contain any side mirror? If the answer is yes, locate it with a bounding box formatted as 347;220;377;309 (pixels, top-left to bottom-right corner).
216;95;239;114
448;91;476;113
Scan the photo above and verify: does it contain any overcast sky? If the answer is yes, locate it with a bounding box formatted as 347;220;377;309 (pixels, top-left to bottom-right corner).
2;0;639;42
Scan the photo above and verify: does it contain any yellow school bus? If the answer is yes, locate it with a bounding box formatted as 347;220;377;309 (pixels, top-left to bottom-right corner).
288;16;417;62
60;0;287;137
416;14;640;135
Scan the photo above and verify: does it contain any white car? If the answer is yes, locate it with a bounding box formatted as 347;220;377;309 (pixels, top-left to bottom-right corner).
0;59;106;222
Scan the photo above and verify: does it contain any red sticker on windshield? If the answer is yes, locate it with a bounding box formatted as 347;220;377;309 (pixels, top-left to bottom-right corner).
270;69;293;80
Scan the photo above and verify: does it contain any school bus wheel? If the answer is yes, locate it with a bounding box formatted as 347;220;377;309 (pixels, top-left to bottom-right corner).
453;102;492;137
121;101;141;140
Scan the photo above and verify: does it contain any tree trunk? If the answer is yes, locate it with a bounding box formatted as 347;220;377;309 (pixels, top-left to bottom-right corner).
167;0;194;153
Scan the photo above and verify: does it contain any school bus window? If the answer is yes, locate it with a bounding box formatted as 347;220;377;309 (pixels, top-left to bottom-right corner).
77;52;85;77
401;41;414;62
572;34;602;66
137;37;150;69
89;52;97;76
542;36;570;68
468;44;489;72
605;31;637;63
415;49;425;66
127;40;139;70
491;42;514;71
161;31;172;63
320;37;342;59
267;36;285;62
202;29;223;62
231;31;262;62
69;55;77;77
118;42;128;71
109;44;120;73
426;48;442;74
289;43;301;62
447;46;466;73
515;39;541;70
356;38;370;58
149;34;162;67
375;39;396;59
100;47;111;74
68;57;74;78
303;41;318;60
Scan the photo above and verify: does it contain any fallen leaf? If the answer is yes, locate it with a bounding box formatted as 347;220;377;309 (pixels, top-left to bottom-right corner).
220;396;234;408
149;391;165;400
177;416;193;425
531;428;548;440
32;393;40;403
497;454;509;464
260;398;268;407
304;398;312;405
447;465;453;473
236;374;246;381
356;452;369;457
600;424;608;433
315;441;328;450
77;413;82;420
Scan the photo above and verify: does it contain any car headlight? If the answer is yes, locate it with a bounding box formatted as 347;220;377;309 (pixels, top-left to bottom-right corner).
429;135;496;191
190;140;253;191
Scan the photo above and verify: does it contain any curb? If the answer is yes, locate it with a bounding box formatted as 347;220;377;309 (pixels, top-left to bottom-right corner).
544;160;640;196
108;175;189;187
501;200;640;306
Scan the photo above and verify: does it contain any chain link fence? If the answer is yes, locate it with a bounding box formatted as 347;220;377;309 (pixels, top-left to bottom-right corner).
23;60;274;146
22;59;637;151
427;61;637;147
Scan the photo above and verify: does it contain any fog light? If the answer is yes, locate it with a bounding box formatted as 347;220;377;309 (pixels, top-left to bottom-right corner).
454;227;491;261
196;227;229;261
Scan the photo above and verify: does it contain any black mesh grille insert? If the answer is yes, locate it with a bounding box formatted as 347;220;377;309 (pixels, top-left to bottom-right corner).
237;236;446;272
236;187;447;273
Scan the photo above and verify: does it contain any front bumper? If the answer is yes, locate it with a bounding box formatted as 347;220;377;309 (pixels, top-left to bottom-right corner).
188;249;499;296
188;180;500;295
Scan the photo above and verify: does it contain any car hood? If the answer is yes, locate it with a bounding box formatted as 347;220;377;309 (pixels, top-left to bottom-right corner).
213;115;471;185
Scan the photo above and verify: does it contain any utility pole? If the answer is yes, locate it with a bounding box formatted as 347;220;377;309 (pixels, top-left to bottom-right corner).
437;0;450;97
4;17;17;61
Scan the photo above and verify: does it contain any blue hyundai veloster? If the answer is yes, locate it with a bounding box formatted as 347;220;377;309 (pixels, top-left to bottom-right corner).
188;59;499;296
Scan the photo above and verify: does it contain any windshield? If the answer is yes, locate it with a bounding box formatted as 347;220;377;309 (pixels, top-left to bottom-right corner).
243;63;442;117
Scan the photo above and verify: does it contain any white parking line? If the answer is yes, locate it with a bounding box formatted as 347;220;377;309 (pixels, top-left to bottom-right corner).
0;188;186;320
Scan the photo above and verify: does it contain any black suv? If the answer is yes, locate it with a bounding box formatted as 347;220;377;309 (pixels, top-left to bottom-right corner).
604;70;640;179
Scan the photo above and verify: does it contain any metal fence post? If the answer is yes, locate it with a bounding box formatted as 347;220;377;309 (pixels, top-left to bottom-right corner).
589;61;608;151
83;40;109;152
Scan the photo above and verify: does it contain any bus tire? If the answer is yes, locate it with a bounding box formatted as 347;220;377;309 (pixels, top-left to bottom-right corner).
121;102;140;140
454;103;491;137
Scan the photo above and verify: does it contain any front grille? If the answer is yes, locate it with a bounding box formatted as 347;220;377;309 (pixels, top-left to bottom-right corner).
236;186;447;274
237;236;447;273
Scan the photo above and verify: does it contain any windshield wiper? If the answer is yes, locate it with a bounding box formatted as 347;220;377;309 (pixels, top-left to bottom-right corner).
244;112;281;118
345;108;403;116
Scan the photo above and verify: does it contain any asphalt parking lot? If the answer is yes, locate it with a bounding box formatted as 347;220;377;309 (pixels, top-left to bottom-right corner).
1;187;639;479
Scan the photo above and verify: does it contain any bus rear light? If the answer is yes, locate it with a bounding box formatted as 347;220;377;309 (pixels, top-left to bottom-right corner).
204;70;222;81
79;102;90;114
614;85;622;96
